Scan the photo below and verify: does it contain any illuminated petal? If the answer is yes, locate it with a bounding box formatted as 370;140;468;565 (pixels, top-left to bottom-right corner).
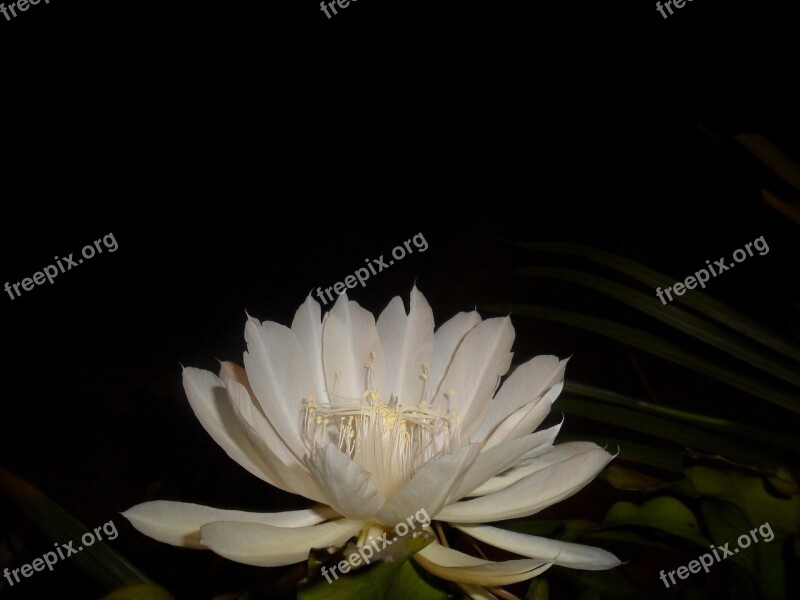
456;524;622;570
414;542;553;586
376;285;434;404
183;367;280;486
243;318;312;461
121;500;337;548
432;317;514;437
201;518;364;567
306;444;385;519
376;443;480;526
426;310;482;404
449;424;561;502
474;356;567;448
437;444;612;522
322;294;387;403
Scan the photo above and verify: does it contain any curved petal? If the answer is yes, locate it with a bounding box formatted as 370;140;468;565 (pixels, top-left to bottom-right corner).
121;500;338;548
200;518;364;567
376;443;480;526
322;295;387;403
305;444;385;520
290;294;328;407
436;444;613;523
431;317;515;437
243;318;313;461
470;441;599;497
473;356;567;447
482;382;564;450
414;542;553;586
426;311;481;404
448;424;562;502
376;286;434;404
226;378;329;504
455;525;622;570
183;367;281;486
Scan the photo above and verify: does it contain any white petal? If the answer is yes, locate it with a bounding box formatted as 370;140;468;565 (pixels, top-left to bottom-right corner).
470;441;599;497
455;525;622;570
448;424;561;502
200;518;364;567
291;294;328;406
183;367;279;486
426;311;481;404
474;356;567;446
226;378;329;504
218;361;253;396
436;444;612;523
482;382;564;451
376;286;434;404
323;294;387;403
414;542;553;586
376;443;481;526
243;319;313;461
432;317;515;437
121;500;337;548
306;444;385;520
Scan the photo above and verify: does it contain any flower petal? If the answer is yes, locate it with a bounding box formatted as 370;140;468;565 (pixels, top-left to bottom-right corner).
183;367;280;486
200;518;364;567
436;444;613;522
414;542;553;586
376;443;481;526
243;318;313;461
376;286;434;404
432;317;515;438
448;424;562;502
305;444;385;520
469;441;600;497
226;378;329;504
121;500;337;548
323;294;387;403
290;294;328;406
426;311;481;404
473;356;567;447
482;382;564;451
455;525;622;570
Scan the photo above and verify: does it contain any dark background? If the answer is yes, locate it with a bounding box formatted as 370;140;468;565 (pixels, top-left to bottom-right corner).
1;118;799;598
1;0;800;598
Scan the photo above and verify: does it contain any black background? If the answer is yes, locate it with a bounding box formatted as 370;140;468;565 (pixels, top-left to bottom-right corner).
1;0;799;598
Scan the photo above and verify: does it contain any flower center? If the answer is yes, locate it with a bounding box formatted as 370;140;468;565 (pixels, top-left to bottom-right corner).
303;357;461;497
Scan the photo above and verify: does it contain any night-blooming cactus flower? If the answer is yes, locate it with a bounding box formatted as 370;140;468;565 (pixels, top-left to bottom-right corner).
123;288;620;595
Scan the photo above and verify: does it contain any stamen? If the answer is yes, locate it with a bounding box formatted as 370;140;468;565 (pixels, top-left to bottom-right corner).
302;363;461;498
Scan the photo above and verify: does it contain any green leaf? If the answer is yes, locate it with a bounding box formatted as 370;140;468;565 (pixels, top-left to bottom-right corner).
511;241;800;363
298;531;445;600
685;467;800;538
100;584;176;600
556;396;780;468
518;267;800;389
564;380;800;455
603;497;710;548
603;465;668;491
493;520;575;538
559;434;685;473
0;469;152;591
485;304;800;414
525;577;549;600
573;568;642;599
701;499;784;600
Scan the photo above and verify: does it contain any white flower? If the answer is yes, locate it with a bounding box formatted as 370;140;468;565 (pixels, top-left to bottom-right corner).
123;287;619;594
